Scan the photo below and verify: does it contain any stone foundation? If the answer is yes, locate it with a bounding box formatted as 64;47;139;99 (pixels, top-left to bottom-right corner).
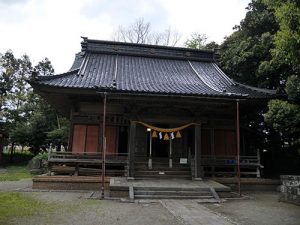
280;175;300;205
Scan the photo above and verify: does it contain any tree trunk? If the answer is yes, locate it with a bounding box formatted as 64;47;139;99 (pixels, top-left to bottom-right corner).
10;142;15;163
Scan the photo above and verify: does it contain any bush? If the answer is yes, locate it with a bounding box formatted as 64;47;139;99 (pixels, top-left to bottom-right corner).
32;152;48;161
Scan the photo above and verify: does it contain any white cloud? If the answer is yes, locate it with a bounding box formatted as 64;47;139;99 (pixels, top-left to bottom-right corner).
159;0;248;44
0;0;249;74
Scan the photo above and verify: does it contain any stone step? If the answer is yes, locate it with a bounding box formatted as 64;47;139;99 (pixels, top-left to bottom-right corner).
134;174;192;179
134;195;214;199
134;186;210;192
134;170;191;175
135;168;190;173
135;190;211;196
135;161;189;166
134;163;190;168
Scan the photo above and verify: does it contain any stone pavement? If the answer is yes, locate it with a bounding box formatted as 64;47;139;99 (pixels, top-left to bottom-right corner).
111;177;230;191
161;199;237;225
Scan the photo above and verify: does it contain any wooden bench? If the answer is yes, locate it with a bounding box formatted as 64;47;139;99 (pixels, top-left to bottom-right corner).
48;152;128;177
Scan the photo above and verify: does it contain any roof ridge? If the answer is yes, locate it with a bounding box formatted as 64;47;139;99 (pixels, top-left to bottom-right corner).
83;38;215;53
81;38;216;62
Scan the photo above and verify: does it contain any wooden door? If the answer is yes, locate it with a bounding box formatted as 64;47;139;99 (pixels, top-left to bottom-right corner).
72;124;118;154
105;126;118;154
72;125;87;153
214;129;236;156
86;125;99;152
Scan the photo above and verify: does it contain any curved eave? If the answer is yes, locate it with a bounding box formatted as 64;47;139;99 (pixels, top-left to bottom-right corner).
35;69;79;81
30;81;260;102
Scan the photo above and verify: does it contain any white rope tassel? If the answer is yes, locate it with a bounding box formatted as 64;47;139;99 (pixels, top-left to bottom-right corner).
159;132;163;139
170;132;175;139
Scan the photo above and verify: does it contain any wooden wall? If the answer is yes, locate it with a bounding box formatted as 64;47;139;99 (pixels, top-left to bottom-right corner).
72;124;118;153
201;128;237;156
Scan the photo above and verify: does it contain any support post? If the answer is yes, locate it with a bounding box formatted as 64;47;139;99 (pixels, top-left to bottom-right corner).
194;123;202;179
257;149;261;178
148;129;152;169
67;108;74;152
236;100;241;197
169;139;172;168
101;93;107;199
128;121;136;178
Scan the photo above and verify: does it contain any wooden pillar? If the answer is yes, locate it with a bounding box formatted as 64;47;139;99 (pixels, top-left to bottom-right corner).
67;108;74;152
128;121;136;177
210;115;216;178
194;123;202;179
236;100;241;196
211;128;215;178
148;129;152;169
169;139;172;168
101;93;107;199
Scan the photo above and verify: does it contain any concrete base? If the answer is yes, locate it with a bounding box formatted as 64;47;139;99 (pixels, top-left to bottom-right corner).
148;158;152;169
109;177;230;199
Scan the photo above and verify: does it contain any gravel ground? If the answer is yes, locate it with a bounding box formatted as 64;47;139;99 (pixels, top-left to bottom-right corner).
0;179;32;191
204;191;300;225
2;180;300;225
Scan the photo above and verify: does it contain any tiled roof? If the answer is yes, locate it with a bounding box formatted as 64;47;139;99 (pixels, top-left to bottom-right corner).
33;39;276;99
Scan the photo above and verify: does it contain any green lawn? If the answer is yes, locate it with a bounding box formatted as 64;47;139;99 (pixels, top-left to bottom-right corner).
0;166;32;181
0;192;54;225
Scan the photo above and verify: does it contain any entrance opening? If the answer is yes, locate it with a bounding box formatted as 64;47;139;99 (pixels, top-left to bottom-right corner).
152;138;169;157
118;126;128;153
146;123;169;158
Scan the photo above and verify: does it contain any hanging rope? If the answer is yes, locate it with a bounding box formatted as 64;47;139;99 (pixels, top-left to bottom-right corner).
132;121;199;132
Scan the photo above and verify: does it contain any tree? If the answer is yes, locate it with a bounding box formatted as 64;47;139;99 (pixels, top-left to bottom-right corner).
184;33;208;49
0;50;69;157
262;0;300;150
113;18;181;46
0;51;33;160
264;99;300;146
47;118;70;151
34;58;54;76
184;33;220;50
219;0;280;88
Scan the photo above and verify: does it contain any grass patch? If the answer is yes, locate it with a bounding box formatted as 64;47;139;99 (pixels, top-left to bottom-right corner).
0;165;32;181
0;192;55;225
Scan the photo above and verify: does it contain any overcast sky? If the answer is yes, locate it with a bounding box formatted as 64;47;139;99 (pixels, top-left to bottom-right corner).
0;0;250;74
